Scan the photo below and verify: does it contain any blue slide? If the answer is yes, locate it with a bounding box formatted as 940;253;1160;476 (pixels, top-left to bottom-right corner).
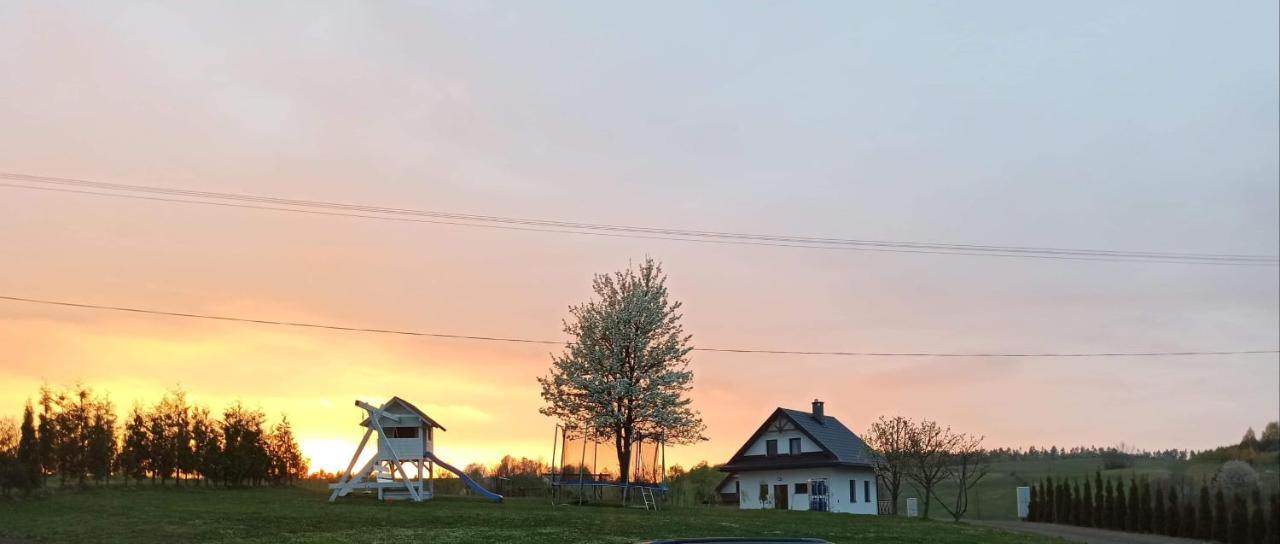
426;452;503;503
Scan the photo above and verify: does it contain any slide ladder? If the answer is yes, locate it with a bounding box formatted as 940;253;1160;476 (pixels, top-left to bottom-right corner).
425;452;503;503
640;486;657;511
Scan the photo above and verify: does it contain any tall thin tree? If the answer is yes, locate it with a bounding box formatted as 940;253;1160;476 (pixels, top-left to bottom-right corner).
17;402;40;491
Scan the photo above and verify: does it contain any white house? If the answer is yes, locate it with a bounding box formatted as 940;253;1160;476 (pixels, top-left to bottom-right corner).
720;399;881;514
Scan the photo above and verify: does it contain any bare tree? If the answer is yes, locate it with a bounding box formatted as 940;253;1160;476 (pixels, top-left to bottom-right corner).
866;415;913;514
904;419;960;519
936;433;990;521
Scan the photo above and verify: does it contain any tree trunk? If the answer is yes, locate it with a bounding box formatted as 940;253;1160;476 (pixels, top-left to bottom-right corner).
885;474;901;515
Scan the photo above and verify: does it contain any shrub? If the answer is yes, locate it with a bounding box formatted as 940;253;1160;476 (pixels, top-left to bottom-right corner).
1217;461;1260;498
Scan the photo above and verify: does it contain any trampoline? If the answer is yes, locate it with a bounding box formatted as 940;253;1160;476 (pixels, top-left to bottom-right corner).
547;424;667;505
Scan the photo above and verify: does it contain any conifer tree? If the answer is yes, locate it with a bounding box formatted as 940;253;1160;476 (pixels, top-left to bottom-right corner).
1229;494;1248;544
1199;484;1215;540
1083;479;1094;527
17;402;40;491
1128;479;1141;531
220;402;270;486
1162;483;1172;529
1046;477;1056;523
1140;479;1153;533
1100;478;1111;524
85;401;117;485
1247;490;1264;544
189;406;220;485
1214;489;1229;542
1075;481;1085;524
1059;479;1070;524
1115;479;1129;531
1024;481;1034;519
1181;496;1197;538
145;403;171;483
36;388;56;486
118;404;149;484
267;415;307;485
1265;493;1279;544
1165;488;1180;536
1093;471;1104;528
1259;491;1280;542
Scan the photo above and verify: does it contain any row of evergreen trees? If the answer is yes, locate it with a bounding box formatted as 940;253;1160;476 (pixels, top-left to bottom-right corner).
1028;472;1279;544
0;385;307;495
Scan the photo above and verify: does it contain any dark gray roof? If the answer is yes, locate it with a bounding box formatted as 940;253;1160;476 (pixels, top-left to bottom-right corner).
778;408;879;467
359;396;447;431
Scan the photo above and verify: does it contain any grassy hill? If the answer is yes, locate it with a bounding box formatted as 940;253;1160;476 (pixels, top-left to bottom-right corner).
906;455;1280;521
0;482;1062;544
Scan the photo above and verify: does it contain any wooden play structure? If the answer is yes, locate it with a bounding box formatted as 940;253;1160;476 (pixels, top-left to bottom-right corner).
327;396;502;503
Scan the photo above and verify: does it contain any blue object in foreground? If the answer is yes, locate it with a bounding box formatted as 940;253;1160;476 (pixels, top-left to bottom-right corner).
426;452;504;503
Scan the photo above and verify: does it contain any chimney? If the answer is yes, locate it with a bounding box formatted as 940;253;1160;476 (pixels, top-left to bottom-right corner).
812;399;824;421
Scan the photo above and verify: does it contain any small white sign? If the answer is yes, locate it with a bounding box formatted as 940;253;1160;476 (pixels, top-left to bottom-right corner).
1016;486;1031;519
906;497;918;517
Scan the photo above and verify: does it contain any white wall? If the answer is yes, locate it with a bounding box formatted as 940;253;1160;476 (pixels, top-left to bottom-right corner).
380;436;426;460
735;467;879;515
372;402;431;460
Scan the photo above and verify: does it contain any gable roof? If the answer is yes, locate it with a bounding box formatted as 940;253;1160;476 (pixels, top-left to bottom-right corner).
359;396;447;431
720;406;878;472
778;408;877;466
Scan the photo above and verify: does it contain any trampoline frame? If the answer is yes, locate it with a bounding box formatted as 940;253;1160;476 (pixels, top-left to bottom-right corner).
546;423;668;505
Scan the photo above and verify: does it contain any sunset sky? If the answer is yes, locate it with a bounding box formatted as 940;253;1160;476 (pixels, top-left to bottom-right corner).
1;1;1277;473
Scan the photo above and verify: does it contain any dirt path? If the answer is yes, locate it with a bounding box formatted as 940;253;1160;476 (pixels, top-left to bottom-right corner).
972;520;1209;544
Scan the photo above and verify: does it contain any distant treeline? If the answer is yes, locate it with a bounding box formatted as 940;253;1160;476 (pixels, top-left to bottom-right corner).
1028;469;1279;544
987;445;1190;464
0;384;307;497
1191;423;1280;465
990;421;1279;468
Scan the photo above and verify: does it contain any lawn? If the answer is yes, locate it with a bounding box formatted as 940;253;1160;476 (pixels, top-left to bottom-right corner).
0;483;1062;544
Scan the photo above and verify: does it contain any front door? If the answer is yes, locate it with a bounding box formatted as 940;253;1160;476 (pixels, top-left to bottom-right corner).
773;484;788;510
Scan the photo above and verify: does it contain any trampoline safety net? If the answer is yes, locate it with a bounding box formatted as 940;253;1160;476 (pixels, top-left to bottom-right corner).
554;426;665;488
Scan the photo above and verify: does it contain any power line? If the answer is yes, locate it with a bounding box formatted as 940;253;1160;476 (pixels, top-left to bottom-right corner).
3;172;1275;265
3;294;1275;358
11;181;1268;266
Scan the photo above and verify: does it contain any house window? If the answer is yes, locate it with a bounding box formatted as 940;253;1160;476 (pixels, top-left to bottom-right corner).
789;437;801;455
765;439;778;456
864;480;871;502
794;482;808;494
389;427;418;438
760;483;769;502
850;479;857;502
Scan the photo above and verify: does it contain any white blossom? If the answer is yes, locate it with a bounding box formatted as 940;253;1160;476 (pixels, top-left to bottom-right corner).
538;258;706;483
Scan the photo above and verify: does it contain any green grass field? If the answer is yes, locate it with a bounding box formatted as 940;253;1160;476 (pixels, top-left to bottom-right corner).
0;483;1062;544
912;456;1280;521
